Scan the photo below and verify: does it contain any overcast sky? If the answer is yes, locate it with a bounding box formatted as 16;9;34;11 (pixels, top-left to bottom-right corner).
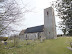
15;0;63;34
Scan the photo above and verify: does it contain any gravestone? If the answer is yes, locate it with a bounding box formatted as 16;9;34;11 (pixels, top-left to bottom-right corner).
44;7;57;39
1;41;4;43
4;42;7;45
67;47;72;51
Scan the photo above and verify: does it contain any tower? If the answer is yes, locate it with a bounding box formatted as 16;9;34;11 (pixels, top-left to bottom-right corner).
44;7;57;39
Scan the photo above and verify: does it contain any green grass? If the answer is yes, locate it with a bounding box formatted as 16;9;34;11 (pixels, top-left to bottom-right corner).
0;37;72;54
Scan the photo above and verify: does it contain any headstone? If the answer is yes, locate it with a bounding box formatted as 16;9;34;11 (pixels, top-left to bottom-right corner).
40;38;45;42
67;47;72;51
44;7;57;39
1;41;4;43
70;42;72;48
32;39;35;41
11;40;13;43
4;42;7;45
40;38;43;42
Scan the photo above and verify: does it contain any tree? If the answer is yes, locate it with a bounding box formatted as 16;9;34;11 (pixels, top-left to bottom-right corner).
52;0;72;36
62;28;66;35
0;0;4;2
0;0;30;36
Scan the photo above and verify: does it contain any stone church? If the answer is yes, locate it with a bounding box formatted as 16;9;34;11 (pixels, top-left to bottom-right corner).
19;7;57;40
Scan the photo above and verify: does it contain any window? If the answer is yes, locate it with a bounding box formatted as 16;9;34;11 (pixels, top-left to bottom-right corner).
49;32;50;34
47;12;48;15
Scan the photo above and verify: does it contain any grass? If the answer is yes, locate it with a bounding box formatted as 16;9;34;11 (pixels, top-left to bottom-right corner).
0;37;72;54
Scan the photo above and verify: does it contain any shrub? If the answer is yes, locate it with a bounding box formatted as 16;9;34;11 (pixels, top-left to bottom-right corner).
0;37;8;41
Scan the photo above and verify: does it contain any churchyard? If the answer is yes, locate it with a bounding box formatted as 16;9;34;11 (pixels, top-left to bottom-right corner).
0;0;72;54
0;37;72;54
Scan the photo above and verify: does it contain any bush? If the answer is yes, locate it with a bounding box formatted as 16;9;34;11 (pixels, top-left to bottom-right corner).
57;34;63;37
0;37;8;41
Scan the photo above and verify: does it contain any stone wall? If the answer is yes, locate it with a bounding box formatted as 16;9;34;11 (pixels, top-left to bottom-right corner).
19;32;45;40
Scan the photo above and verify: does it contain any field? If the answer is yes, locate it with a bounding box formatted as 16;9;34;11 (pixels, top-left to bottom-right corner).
0;37;72;54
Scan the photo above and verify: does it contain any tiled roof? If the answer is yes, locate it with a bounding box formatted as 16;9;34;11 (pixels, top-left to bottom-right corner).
25;25;44;33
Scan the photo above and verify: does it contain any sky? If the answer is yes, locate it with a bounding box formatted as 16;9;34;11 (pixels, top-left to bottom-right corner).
13;0;63;34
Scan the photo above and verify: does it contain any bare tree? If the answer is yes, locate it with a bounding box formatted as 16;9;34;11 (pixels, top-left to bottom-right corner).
0;0;4;2
0;0;30;36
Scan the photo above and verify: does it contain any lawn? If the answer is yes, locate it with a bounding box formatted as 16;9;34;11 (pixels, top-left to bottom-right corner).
0;37;72;54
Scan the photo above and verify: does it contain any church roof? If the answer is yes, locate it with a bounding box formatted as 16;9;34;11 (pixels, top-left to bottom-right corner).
25;25;44;33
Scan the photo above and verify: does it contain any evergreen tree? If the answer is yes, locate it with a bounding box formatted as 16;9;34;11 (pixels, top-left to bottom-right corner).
52;0;72;35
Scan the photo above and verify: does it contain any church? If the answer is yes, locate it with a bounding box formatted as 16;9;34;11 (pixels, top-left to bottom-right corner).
19;7;57;40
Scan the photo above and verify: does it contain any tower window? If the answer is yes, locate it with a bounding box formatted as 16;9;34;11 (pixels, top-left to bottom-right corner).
47;12;48;15
49;32;50;34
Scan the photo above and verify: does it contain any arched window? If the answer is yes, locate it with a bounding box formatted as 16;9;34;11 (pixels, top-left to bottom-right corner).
49;32;50;34
47;12;48;15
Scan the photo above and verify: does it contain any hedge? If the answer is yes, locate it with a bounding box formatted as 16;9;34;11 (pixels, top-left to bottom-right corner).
0;37;8;41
